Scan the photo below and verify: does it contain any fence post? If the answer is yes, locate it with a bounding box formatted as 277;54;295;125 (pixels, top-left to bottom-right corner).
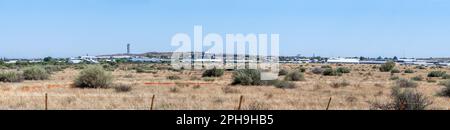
237;95;244;110
150;95;155;110
326;97;332;110
45;93;48;110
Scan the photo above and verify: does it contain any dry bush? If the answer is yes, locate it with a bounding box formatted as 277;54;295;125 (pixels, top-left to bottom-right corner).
380;61;396;72
167;75;181;80
311;68;324;74
428;71;446;77
411;75;424;81
439;80;450;97
245;101;270;110
222;86;240;94
330;80;350;88
232;69;262;86
322;68;342;76
74;65;113;88
404;69;414;74
272;80;296;89
395;78;418;88
336;67;351;73
371;87;432;110
202;67;224;77
0;71;23;82
114;84;133;93
284;71;305;81
278;69;288;76
23;66;50;80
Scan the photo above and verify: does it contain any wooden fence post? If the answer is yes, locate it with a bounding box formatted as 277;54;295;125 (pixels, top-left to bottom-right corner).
326;97;332;110
45;93;48;110
237;95;244;110
150;95;155;110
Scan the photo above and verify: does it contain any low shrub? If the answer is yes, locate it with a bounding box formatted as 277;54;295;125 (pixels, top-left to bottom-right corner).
222;86;240;94
202;67;224;77
439;80;450;97
442;74;450;79
23;66;50;80
0;71;23;82
231;69;262;86
322;68;342;76
114;84;132;93
371;87;432;110
330;80;350;88
390;68;401;74
321;65;332;69
284;71;305;81
428;71;446;77
411;75;424;81
380;61;396;72
390;76;400;80
167;75;181;80
336;67;351;73
311;68;324;74
404;69;414;73
74;65;113;88
272;80;296;89
395;78;418;88
278;69;288;76
298;67;306;73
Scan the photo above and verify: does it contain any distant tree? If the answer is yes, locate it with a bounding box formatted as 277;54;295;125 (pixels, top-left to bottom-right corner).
393;56;398;61
359;56;367;61
377;56;383;60
43;57;53;62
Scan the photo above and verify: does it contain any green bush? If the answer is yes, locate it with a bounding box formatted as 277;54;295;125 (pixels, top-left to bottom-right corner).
404;69;414;73
74;66;113;88
395;78;418;88
23;66;50;80
336;67;351;73
0;71;23;82
427;71;446;77
202;67;224;77
380;61;396;72
284;71;305;81
232;69;262;86
322;68;342;76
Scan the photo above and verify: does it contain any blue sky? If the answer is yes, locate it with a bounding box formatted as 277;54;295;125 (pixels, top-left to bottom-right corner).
1;0;450;58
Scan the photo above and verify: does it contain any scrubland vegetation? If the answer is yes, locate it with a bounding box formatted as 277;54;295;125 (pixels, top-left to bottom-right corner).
0;61;449;110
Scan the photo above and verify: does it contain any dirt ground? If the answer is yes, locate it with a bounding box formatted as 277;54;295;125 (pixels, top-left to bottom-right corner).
0;63;448;110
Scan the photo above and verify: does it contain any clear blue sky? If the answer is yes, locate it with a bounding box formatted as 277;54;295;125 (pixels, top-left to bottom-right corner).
1;0;450;58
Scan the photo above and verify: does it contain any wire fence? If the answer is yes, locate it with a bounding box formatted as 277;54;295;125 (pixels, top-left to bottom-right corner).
0;93;437;110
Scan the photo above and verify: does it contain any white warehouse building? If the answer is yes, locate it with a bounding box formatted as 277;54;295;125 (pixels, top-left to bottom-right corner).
327;57;360;64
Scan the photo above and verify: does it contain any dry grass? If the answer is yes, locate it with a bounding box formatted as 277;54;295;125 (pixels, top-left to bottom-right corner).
0;63;449;110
